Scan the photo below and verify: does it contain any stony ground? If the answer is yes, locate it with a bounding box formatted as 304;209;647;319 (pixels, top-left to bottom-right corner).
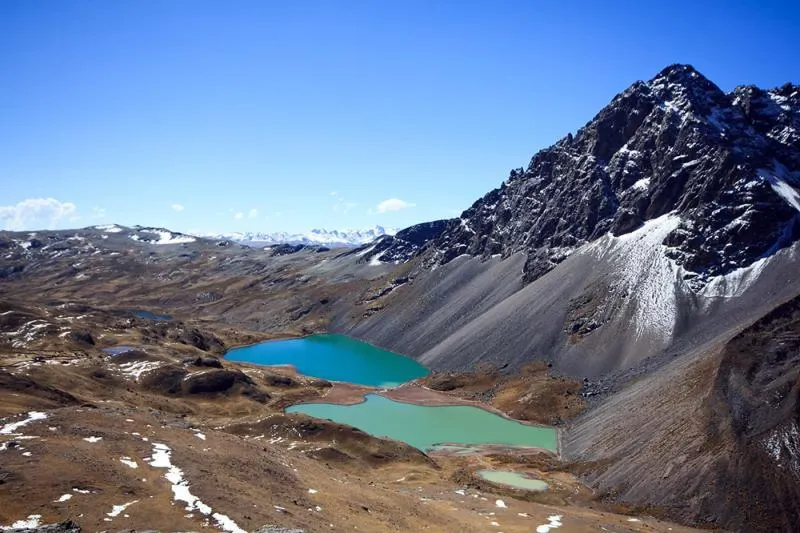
0;299;702;532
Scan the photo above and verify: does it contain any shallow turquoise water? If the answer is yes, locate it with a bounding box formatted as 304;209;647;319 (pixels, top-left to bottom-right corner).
477;469;549;491
225;334;429;387
286;393;558;453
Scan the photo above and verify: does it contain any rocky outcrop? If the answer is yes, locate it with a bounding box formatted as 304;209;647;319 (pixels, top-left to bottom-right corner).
350;219;453;264
415;65;799;288
181;355;223;368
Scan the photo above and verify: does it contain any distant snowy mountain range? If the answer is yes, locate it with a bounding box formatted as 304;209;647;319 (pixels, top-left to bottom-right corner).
197;226;397;248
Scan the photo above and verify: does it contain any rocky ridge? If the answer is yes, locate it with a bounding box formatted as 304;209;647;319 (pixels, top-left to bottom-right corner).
357;64;800;289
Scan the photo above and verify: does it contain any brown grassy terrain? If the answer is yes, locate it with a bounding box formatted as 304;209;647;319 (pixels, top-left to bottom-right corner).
421;362;586;426
0;298;700;532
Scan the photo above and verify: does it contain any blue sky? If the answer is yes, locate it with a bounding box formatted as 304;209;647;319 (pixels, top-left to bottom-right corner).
1;1;798;234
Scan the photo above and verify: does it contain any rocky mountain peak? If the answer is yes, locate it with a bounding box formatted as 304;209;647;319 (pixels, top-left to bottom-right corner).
360;65;800;289
646;63;729;119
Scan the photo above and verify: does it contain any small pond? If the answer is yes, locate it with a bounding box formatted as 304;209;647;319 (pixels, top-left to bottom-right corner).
477;469;549;491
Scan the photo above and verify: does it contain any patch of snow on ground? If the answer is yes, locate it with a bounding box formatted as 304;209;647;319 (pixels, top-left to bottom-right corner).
54;494;72;502
495;499;507;508
152;230;196;245
194;432;206;440
0;411;47;435
146;443;246;533
107;500;138;518
120;456;138;468
631;178;650;191
368;254;385;266
1;515;42;530
133;229;196;245
118;361;162;381
83;436;102;443
535;514;562;533
95;224;123;233
459;219;476;234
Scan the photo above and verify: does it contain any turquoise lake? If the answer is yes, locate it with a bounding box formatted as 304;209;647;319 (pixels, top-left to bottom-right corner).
287;393;559;453
225;334;429;387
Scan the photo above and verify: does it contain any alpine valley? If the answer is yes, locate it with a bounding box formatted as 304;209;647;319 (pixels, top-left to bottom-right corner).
2;64;799;532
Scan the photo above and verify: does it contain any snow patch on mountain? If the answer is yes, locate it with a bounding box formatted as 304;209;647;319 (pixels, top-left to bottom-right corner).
698;255;772;299
203;226;396;248
131;228;196;245
585;214;682;342
758;161;800;212
94;224;123;233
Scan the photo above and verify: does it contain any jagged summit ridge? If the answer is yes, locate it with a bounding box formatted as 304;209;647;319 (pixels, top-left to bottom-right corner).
368;64;800;289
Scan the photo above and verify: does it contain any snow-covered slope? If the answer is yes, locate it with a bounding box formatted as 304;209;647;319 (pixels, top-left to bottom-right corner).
201;226;396;248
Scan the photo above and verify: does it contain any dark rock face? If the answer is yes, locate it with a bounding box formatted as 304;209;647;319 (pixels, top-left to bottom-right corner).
349;219;453;264
140;365;188;395
713;294;800;473
385;64;800;289
693;294;800;531
68;330;95;345
269;244;306;256
182;369;261;397
169;328;224;353
0;370;79;407
181;356;223;368
262;373;299;388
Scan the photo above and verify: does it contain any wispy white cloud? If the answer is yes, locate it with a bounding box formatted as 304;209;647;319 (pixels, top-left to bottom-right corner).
333;200;359;214
232;208;259;220
375;198;415;213
0;198;77;231
91;206;107;219
171;203;185;212
329;191;339;197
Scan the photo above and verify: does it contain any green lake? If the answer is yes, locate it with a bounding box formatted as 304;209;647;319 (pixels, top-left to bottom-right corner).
225;334;429;387
477;469;549;491
286;394;558;453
